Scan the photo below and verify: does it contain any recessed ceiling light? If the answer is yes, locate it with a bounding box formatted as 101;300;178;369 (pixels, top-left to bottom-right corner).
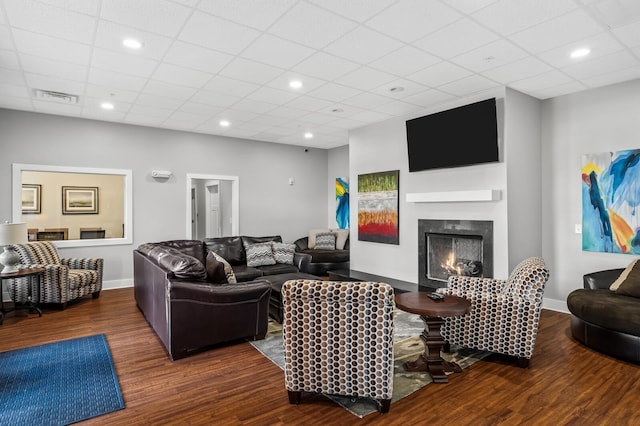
101;102;114;110
570;47;591;59
122;38;142;49
219;120;230;127
304;132;313;139
289;80;303;89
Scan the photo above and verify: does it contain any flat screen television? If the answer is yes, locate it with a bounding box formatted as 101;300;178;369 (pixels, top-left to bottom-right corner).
406;98;499;172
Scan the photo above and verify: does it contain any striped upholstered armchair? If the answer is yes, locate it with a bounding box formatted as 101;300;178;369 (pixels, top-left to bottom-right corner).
437;257;550;368
281;280;395;413
10;241;103;309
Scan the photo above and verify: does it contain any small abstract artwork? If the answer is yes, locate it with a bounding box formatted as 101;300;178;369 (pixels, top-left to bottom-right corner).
63;186;99;214
582;149;640;254
336;177;349;229
358;170;399;245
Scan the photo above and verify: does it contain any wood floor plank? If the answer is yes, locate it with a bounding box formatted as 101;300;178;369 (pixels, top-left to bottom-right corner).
0;288;638;425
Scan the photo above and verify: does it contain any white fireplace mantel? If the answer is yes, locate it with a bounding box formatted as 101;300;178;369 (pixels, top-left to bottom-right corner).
406;189;501;203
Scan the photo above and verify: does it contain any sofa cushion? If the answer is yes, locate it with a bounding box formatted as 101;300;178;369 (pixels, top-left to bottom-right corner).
230;264;263;282
246;242;276;267
256;263;299;275
152;240;208;265
567;288;640;337
242;235;282;247
331;229;350;250
149;246;207;280
315;232;336;250
205;251;229;284
205;236;245;266
610;259;640;294
272;242;295;265
210;251;237;284
300;249;350;264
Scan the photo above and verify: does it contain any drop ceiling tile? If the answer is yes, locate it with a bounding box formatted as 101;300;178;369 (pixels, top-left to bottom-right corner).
25;73;85;96
561;50;639;80
267;2;357;49
179;11;261;55
438;74;500;96
241;34;315;69
407;61;473;87
12;29;91;65
127;103;173;118
217;109;261;122
342;92;394;109
509;9;603;54
401;88;457;108
368;45;441;76
334;66;396;91
19;54;87;82
298;111;341;125
285;96;334;112
0;82;30;98
151;63;214;88
440;0;499;14
142;79;197;100
326;117;367;130
265;72;327;94
292;52;360;81
0;4;6;23
167;110;210;124
372;99;424;116
527;80;587;99
33;100;82;115
178;101;224;116
0;96;32;110
0;67;24;85
582;65;640;88
161;119;199;131
136;93;185;109
509;70;576;92
247;86;299;105
82;108;127;121
196;0;296;30
0;26;14;50
100;0;191;37
481;57;554;84
170;0;199;7
324;26;404;64
371;79;431;99
190;89;241;108
307;82;362;102
350;109;392;124
231;98;278;114
0;49;20;70
471;0;577;36
87;68;148;91
612;20;640;48
365;0;462;43
250;114;291;127
266;105;310;119
35;0;100;16
92;48;158;78
537;33;626;68
579;0;640;30
85;84;139;103
413;18;500;60
319;103;365;118
124;113;165;126
450;39;529;72
308;0;397;22
219;57;284;85
82;96;131;112
204;76;260;97
95;20;173;60
4;0;96;42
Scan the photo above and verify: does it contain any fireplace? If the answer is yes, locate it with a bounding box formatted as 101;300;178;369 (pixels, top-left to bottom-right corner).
418;219;493;290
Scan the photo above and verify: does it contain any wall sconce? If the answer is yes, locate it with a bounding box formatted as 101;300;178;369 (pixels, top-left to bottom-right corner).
151;170;173;179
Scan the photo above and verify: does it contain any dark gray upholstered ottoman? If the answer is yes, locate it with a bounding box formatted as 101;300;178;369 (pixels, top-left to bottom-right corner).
266;272;320;323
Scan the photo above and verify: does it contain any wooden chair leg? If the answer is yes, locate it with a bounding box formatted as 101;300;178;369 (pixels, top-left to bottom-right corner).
288;390;301;405
517;357;530;368
378;398;391;413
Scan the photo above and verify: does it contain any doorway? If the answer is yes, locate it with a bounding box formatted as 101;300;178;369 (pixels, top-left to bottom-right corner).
186;174;239;239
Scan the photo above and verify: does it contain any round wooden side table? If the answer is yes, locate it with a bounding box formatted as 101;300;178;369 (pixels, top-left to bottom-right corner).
0;267;44;325
395;292;470;383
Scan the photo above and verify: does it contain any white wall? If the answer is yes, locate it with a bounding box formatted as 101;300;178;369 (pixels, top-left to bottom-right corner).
541;78;640;311
0;109;328;287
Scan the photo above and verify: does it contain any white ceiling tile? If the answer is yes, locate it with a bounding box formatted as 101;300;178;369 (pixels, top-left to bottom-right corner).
100;0;191;37
371;79;431;99
178;101;224;116
526;81;587;99
0;26;14;50
4;0;95;42
509;9;604;54
33;100;82;115
561;50;639;80
323;26;404;64
401;89;457;108
267;2;357;49
142;79;198;100
471;0;577;36
0;67;24;85
450;39;529;72
266;72;328;94
537;33;626;69
91;48;158;78
413;18;500;59
151;63;213;88
350;109;392;124
124;113;165;126
167;110;210;124
437;74;500;96
612;20;640;47
0;96;35;110
365;0;462;43
440;0;499;14
190;89;241;108
334;66;396;91
579;0;640;30
136;93;185;109
308;0;397;22
0;49;20;70
326;117;367;129
265;105;310;119
231;98;278;114
35;0;100;16
25;73;85;95
407;61;473;87
127;103;173;118
582;65;640;88
161;119;198;131
342;92;394;109
247;87;299;105
0;82;30;98
82;108;127;121
240;34;315;69
298;111;340;125
307;82;363;102
215;109;260;122
204;76;260;97
170;0;199;7
85;84;139;103
0;6;5;24
481;56;553;84
369;45;441;76
318;103;364;117
179;11;261;55
285;96;334;112
509;70;576;92
196;0;296;30
82;96;131;113
292;52;360;81
87;68;148;91
251;114;291;127
95;20;173;60
19;54;87;82
219;58;284;85
12;29;91;65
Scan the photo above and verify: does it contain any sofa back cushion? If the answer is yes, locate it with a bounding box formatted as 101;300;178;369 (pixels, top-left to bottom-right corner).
147;246;207;280
242;235;282;247
245;242;276;267
14;241;61;265
205;236;245;266
151;240;208;265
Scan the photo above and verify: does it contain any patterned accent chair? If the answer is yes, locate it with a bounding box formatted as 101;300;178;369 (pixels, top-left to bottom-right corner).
437;257;550;368
10;241;103;309
281;280;395;413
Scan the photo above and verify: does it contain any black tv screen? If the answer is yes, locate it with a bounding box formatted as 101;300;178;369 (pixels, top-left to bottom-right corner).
406;98;499;172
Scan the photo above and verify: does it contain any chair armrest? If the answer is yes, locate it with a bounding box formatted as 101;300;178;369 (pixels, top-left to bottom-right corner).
61;258;103;271
293;252;311;272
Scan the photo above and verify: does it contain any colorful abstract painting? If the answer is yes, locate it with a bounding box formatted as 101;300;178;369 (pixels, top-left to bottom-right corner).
358;170;399;244
582;149;640;254
336;177;349;229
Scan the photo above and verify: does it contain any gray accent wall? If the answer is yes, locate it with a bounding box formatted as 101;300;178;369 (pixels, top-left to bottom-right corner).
0;109;328;286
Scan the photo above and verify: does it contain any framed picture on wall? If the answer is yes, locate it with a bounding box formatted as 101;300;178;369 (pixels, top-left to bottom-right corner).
357;170;399;245
22;184;41;214
62;186;99;214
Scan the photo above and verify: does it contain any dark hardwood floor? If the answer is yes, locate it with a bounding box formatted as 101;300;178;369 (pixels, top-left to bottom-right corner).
1;288;638;425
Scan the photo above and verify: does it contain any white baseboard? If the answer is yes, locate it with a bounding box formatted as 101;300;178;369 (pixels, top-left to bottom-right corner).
102;279;133;290
542;297;568;314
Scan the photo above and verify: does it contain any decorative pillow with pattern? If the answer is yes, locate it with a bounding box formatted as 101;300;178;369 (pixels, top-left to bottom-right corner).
272;242;295;265
210;251;237;283
245;242;276;267
314;232;336;250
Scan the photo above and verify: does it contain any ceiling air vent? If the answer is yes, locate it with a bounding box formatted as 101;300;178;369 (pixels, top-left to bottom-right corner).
35;89;79;104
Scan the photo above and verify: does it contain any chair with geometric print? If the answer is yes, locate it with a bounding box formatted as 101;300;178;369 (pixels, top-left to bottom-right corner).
281;279;395;413
437;257;550;368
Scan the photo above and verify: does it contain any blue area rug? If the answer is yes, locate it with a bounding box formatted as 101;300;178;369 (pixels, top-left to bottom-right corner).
0;334;125;426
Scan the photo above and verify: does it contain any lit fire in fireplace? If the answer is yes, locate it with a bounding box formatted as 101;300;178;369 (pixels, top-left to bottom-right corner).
441;252;483;277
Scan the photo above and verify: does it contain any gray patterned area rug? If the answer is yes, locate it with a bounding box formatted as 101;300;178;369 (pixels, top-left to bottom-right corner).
250;309;491;418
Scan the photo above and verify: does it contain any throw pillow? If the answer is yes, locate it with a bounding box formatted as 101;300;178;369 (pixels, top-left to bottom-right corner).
209;251;237;284
315;232;336;250
150;246;207;280
331;228;350;250
308;228;331;249
205;251;228;283
245;242;276;267
272;242;295;265
611;259;640;297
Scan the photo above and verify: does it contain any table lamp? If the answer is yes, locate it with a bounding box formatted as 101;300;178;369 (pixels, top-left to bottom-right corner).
0;222;27;274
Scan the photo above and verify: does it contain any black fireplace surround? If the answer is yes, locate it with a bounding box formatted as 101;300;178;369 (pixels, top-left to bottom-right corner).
418;219;493;290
